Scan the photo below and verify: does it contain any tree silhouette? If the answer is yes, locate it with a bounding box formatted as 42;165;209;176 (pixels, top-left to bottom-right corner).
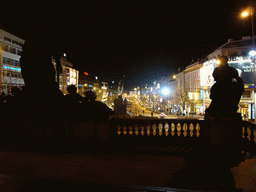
172;86;189;112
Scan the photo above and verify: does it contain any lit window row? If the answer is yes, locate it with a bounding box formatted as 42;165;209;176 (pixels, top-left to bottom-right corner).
0;43;22;55
2;57;20;67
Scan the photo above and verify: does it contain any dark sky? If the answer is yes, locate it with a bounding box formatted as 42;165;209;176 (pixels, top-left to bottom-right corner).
0;0;255;90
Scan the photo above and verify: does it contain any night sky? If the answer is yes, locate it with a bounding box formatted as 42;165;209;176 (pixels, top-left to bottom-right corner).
0;0;255;90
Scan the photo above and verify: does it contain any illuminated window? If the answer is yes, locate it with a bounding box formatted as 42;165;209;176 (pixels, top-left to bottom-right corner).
3;57;7;64
195;93;198;100
4;37;11;42
188;92;193;100
2;45;9;52
10;47;16;54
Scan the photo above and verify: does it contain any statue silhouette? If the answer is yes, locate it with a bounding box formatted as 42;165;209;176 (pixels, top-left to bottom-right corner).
18;39;65;140
205;56;244;119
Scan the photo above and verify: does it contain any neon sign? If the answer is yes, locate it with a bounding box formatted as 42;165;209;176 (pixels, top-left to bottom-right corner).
3;66;21;71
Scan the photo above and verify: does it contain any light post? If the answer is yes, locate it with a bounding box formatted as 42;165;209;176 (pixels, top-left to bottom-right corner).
241;7;255;46
241;7;256;121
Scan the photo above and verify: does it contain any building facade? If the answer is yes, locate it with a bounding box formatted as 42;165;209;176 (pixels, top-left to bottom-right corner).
184;62;204;114
0;29;25;94
52;55;79;95
172;36;255;118
205;36;255;119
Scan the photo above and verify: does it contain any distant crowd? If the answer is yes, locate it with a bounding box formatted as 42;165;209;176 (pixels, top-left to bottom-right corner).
0;84;114;125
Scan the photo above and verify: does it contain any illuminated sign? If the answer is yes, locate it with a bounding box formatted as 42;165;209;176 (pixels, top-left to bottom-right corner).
200;90;204;100
200;61;216;87
3;66;21;71
228;60;253;84
84;72;89;76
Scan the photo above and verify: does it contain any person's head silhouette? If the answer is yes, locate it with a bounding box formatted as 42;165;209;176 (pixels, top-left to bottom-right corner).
85;90;97;101
217;56;228;67
213;56;238;83
67;85;77;94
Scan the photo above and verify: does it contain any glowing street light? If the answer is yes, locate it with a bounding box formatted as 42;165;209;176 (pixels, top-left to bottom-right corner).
241;7;255;46
249;50;256;56
241;11;249;17
162;87;170;95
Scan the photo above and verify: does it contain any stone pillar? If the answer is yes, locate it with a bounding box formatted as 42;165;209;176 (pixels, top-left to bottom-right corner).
209;113;243;167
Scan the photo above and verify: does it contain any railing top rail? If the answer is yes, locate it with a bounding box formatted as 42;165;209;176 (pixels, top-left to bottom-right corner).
109;118;205;124
242;120;256;127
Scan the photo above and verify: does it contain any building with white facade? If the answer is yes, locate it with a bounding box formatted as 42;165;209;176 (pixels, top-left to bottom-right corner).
52;55;79;95
0;29;25;94
175;71;185;93
183;62;204;114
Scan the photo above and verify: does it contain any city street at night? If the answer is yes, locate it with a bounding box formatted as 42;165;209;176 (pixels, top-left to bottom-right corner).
0;1;256;191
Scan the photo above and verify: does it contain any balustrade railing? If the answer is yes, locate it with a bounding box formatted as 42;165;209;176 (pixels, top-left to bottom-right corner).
109;118;256;155
1;114;255;156
109;118;210;149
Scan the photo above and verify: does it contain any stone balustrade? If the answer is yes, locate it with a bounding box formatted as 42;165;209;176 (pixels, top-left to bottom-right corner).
0;116;255;158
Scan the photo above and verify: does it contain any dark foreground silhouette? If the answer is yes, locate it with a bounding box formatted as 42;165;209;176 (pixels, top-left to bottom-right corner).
167;56;244;190
0;42;245;191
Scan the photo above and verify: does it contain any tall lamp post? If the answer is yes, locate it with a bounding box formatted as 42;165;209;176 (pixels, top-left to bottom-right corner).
241;7;255;121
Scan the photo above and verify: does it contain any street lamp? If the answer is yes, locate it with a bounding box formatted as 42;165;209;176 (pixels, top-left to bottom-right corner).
162;87;170;96
241;7;255;47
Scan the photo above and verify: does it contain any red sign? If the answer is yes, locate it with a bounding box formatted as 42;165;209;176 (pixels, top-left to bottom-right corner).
84;72;89;76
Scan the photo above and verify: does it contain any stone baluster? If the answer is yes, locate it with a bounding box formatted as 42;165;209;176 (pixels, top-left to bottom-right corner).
192;123;197;137
158;123;163;136
189;123;194;137
164;123;169;136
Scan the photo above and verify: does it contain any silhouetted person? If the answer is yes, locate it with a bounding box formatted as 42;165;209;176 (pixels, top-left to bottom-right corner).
83;90;112;122
205;56;244;119
65;84;83;103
